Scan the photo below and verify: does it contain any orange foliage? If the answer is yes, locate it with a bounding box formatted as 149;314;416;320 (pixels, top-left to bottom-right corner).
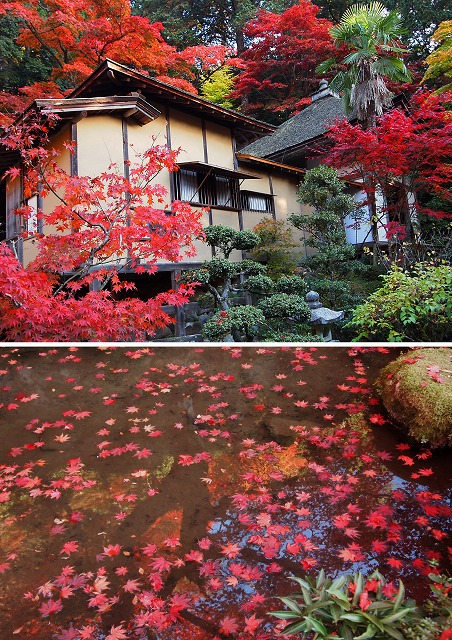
0;0;237;122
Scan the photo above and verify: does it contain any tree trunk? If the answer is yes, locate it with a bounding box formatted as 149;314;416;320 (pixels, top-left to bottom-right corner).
363;175;380;267
236;27;245;54
361;110;380;267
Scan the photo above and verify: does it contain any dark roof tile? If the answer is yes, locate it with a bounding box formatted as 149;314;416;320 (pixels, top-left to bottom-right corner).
240;95;347;158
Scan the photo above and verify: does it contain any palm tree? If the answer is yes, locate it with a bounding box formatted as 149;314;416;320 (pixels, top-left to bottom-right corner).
317;2;412;263
318;2;411;129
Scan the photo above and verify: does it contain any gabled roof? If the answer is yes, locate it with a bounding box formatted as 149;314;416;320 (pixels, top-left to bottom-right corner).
240;93;347;161
0;59;276;177
69;59;275;137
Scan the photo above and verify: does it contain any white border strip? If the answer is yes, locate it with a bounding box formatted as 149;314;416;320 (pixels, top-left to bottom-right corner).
0;342;449;348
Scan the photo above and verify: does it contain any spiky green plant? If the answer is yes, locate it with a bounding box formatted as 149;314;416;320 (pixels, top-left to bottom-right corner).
270;569;418;639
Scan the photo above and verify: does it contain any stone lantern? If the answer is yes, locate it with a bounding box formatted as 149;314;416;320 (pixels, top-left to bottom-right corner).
306;291;344;342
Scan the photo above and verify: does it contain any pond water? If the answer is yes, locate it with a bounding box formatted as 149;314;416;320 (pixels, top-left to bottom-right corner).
0;346;450;639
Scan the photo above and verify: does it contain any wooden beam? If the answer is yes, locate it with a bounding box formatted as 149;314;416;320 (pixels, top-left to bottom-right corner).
72;110;87;124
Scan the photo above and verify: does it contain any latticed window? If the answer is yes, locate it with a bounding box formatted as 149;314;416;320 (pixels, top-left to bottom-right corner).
174;168;239;209
240;190;274;215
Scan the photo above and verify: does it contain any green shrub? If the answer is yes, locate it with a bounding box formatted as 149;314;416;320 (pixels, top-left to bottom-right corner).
239;259;267;276
202;312;232;341
270;569;418;639
347;262;452;341
260;328;321;342
265;252;300;279
243;274;275;295
203;225;259;258
203;257;239;281
180;268;210;285
258;293;310;326
202;306;264;341
402;571;452;639
305;278;356;308
402;617;442;640
275;275;308;297
251;217;299;279
195;292;215;309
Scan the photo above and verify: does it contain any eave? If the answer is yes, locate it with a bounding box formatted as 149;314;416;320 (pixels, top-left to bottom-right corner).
237;153;363;189
237;153;307;176
178;161;261;180
36;93;161;126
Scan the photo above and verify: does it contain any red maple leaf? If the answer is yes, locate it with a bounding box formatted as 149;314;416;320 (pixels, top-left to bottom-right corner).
338;543;364;562
105;625;128;640
39;598;63;617
333;513;352;529
386;557;403;569
219;616;239;635
123;579;140;593
184;550;203;563
418;468;434;476
103;544;121;557
220;542;241;559
74;411;91;420
365;510;389;530
150;557;172;573
244;613;263;635
60;541;79;555
141;543;157;556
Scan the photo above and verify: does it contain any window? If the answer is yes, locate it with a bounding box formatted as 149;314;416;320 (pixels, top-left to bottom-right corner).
26;196;38;235
240;190;274;215
5;175;22;239
174;168;239;209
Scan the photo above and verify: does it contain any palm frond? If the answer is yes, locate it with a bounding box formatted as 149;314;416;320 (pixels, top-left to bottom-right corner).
342;49;376;65
315;58;337;75
330;2;409;122
340;3;387;28
372;57;412;81
378;11;405;38
329;70;355;95
379;44;409;55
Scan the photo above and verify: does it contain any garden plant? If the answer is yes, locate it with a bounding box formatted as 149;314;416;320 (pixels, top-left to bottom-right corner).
183;225;316;341
270;568;452;639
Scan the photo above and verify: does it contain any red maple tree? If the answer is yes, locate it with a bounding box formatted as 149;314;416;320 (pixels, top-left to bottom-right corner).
0;113;203;341
231;0;340;123
323;90;452;258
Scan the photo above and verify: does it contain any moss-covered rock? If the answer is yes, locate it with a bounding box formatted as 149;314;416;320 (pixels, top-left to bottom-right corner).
375;348;452;448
